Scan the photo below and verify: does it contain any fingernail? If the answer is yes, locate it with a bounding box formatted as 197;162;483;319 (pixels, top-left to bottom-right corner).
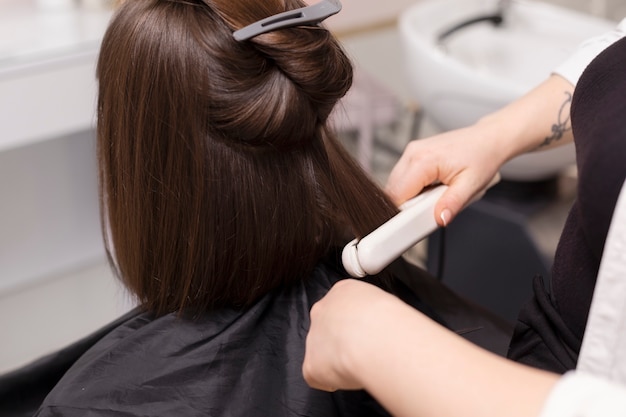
440;209;451;227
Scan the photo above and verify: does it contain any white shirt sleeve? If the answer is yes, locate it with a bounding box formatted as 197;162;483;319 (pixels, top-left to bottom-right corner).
539;371;626;417
553;18;626;86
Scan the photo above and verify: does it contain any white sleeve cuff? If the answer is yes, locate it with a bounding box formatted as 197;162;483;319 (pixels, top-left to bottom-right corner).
539;371;626;417
553;18;626;86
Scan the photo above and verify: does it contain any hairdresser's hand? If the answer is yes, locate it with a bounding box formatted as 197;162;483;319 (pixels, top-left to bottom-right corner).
303;279;402;392
386;74;578;226
385;125;506;226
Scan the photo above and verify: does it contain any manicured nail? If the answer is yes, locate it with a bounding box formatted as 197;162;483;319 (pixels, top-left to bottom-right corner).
440;209;451;227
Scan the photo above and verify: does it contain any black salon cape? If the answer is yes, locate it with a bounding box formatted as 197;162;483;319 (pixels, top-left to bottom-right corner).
1;254;511;417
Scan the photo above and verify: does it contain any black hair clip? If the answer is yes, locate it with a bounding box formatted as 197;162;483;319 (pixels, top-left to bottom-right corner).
233;0;341;41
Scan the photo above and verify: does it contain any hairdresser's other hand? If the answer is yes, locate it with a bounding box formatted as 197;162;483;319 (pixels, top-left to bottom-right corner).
385;124;505;226
304;281;561;417
303;279;401;392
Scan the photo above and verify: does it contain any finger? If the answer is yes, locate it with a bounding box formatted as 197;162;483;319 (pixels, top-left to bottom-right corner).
386;153;440;205
302;348;338;392
433;172;493;226
433;187;465;227
302;369;335;391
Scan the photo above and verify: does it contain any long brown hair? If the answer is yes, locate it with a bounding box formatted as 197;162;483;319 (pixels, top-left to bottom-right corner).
97;0;398;316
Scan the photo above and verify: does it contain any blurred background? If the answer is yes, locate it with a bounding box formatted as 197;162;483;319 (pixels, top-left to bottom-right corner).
0;0;623;374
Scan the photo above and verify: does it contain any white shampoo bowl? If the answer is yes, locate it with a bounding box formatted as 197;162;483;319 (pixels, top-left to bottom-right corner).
400;0;614;181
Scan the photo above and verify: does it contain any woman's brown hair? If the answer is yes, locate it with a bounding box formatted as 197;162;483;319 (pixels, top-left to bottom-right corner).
97;0;398;316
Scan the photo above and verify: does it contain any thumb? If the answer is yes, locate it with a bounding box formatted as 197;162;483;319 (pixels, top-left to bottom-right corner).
434;172;501;226
434;189;465;227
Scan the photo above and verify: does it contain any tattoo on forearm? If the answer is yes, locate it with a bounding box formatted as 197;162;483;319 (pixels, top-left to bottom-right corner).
538;92;572;148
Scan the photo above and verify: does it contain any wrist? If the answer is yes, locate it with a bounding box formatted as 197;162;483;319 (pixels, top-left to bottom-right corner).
476;74;576;159
474;108;529;164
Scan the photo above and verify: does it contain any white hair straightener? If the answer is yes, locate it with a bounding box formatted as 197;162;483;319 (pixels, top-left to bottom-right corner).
342;174;501;277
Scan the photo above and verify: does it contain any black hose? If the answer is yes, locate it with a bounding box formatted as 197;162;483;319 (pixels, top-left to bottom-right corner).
437;13;504;43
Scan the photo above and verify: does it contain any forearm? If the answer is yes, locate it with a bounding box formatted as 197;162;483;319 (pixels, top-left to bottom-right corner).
350;298;559;417
476;74;575;164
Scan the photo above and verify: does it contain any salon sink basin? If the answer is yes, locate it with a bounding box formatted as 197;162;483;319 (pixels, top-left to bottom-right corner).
400;0;614;181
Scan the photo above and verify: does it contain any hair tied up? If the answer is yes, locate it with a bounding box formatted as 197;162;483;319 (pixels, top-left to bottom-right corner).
202;0;353;150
